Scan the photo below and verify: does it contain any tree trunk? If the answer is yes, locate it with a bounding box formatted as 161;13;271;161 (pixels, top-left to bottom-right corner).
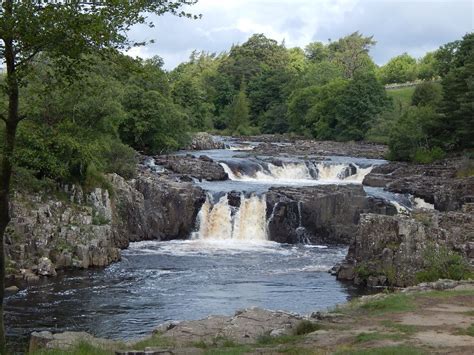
0;17;19;350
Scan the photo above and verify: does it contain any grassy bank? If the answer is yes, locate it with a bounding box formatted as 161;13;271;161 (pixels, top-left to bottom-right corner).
29;285;474;355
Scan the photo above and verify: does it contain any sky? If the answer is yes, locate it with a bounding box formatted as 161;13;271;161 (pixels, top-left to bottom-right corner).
127;0;474;70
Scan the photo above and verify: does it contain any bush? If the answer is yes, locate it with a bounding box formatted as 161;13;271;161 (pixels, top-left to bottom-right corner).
413;147;446;164
411;81;442;107
416;245;473;283
293;320;321;335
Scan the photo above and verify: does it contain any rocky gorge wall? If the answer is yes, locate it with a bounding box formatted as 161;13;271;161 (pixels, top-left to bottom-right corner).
336;204;474;287
5;171;205;281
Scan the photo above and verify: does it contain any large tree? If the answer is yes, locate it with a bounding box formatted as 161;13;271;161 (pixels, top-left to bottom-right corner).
0;0;197;350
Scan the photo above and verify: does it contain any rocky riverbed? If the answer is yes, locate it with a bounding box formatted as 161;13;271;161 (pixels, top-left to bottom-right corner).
5;135;474;353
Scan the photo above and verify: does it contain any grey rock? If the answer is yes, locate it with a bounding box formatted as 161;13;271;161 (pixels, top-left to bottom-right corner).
185;132;225;151
266;185;397;245
337;210;474;287
37;257;57;277
154;155;228;181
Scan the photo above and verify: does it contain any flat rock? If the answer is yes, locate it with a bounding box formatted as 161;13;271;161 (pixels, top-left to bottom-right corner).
160;308;302;345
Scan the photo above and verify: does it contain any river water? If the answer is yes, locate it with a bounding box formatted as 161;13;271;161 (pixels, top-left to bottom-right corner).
5;141;412;350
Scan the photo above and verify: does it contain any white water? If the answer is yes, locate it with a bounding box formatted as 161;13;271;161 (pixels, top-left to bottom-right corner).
193;194;268;243
221;161;373;184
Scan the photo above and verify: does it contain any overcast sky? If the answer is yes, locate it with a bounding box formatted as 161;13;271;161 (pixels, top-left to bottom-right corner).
127;0;474;70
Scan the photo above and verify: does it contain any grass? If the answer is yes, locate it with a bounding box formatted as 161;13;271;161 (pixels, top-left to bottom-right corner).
355;332;404;343
455;323;474;337
386;87;416;108
30;341;114;355
358;294;415;315
128;333;174;350
380;321;418;335
336;344;425;355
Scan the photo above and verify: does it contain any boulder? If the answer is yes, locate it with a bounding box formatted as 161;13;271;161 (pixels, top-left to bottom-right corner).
155;155;228;181
158;307;303;345
36;257;57;277
185;132;225;150
29;331;116;353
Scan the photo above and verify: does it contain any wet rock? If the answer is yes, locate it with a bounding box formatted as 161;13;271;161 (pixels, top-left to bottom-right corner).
185;132;225;150
37;257;57;277
155;155;228;181
363;159;474;211
5;285;19;293
266;185;397;244
249;137;388;159
21;269;40;283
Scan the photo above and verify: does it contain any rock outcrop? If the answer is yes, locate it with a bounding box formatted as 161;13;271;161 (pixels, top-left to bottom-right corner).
154;154;228;181
111;171;206;248
185;132;225;150
266;185;397;244
336;205;474;287
5;171;206;279
363;159;474;211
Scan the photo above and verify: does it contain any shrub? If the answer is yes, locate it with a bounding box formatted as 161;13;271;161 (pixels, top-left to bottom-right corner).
411;81;442;107
413;147;446;164
293;320;321;335
416;245;473;283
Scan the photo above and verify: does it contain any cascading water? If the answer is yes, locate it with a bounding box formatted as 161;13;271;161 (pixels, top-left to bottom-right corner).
220;160;373;183
193;193;268;242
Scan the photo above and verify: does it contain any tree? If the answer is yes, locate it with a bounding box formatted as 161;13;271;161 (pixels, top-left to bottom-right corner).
335;72;390;140
379;53;418;84
411;81;442;107
305;41;329;63
228;85;250;134
434;33;474;149
328;31;377;79
0;0;197;349
418;51;439;80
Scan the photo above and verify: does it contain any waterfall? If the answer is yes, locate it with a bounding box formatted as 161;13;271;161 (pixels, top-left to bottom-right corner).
220;160;372;183
193;193;268;242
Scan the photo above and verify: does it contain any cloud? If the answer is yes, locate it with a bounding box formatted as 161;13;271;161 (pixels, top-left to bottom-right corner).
126;0;474;69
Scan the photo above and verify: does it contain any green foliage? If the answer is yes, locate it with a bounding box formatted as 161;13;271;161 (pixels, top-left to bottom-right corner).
411;82;442;107
379;53;418;84
416;245;473;283
92;209;110;226
227;85;251;134
359;294;415;315
434;33;474;150
380;321;418;335
388;106;441;162
328;31;377;78
30;341;113;355
456;158;474;178
456;324;474;337
412;147;446;164
417;52;439;80
355;332;403;343
293;320;322;335
336;345;425;355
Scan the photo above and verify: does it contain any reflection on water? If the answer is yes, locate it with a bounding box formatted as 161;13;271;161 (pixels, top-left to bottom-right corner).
6;240;361;349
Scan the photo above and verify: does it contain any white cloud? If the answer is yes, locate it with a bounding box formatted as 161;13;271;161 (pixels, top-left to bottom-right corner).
126;0;473;69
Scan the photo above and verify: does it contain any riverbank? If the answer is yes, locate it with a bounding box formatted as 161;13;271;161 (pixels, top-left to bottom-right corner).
28;280;474;354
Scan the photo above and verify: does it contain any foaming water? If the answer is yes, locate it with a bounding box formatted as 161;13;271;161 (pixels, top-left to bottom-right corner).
6;240;357;348
193;194;268;242
221;161;373;184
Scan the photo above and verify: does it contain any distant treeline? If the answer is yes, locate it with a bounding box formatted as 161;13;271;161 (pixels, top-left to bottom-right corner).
1;32;472;190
